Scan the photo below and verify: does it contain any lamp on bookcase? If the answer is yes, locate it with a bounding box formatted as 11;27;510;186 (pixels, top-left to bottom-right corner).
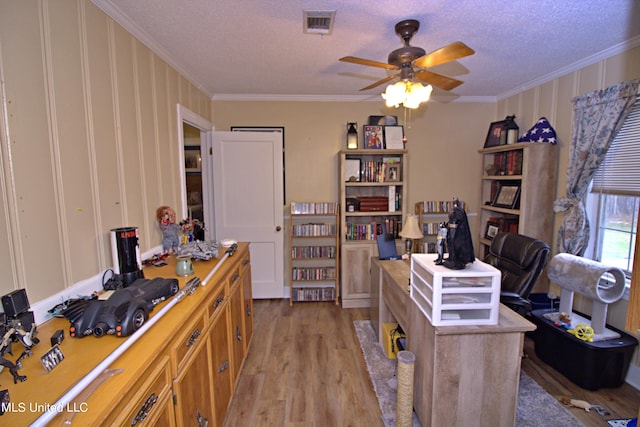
399;214;423;257
347;122;358;150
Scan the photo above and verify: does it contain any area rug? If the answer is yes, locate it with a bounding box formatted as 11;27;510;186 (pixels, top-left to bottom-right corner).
354;320;584;427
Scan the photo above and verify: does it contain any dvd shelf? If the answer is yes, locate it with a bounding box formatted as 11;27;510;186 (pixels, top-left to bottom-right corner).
289;202;340;305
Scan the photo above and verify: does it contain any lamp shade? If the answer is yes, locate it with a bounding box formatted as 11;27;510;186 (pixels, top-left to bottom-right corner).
399;214;424;239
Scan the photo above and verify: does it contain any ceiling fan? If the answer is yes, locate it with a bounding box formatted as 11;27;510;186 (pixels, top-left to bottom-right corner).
339;19;475;92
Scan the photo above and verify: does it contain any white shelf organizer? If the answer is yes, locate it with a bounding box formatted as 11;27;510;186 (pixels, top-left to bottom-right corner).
410;253;501;326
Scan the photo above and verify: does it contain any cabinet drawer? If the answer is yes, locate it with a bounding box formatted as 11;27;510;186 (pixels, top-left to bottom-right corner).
207;283;227;322
171;311;207;373
102;355;174;427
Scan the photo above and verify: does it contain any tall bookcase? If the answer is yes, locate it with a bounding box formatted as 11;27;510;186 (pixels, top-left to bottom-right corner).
478;142;558;291
289;202;340;305
338;149;408;308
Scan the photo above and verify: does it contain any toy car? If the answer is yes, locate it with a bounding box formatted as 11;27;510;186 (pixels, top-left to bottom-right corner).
62;277;180;338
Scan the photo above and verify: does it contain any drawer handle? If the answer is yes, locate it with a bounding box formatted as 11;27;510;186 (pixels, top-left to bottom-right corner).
245;303;252;317
131;393;158;426
218;359;229;373
213;295;225;308
196;409;209;427
231;273;240;284
242;258;250;267
186;329;201;347
236;325;242;342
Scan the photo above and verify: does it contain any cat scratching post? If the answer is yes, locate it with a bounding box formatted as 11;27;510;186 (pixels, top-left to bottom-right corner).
547;253;626;340
396;350;415;427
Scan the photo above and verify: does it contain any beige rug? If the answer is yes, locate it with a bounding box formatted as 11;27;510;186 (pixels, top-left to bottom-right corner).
354;320;583;427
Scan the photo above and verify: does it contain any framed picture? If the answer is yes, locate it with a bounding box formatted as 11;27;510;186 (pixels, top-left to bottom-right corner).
492;184;520;209
184;147;201;172
384;126;404;149
483;119;508;148
364;125;384;149
368;115;397;126
231;126;285;204
383;156;401;182
485;221;500;240
345;159;361;182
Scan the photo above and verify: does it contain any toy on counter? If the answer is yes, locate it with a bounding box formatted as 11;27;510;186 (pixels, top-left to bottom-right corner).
156;206;181;253
0;317;39;383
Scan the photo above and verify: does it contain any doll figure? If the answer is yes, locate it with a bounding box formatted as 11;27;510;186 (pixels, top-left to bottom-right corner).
156;206;181;253
435;222;448;265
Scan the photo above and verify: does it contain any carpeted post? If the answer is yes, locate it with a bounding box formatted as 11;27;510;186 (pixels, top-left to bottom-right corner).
396;350;415;427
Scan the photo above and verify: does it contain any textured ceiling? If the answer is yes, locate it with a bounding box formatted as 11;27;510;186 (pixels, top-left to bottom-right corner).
93;0;640;101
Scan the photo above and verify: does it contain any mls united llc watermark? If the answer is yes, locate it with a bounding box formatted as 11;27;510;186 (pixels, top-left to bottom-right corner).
2;401;89;414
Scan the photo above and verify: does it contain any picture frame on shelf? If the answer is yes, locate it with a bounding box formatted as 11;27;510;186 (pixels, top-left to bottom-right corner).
485;221;500;240
383;156;401;182
184;147;201;172
345;159;361;182
368;115;397;126
364;125;384;149
484;119;508;148
492;183;520;209
384;125;404;149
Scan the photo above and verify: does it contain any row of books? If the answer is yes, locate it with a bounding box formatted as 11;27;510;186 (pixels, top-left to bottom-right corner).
291;287;335;302
291;245;337;259
357;157;401;183
291;267;336;281
418;200;465;213
292;223;337;237
490;150;523;176
290;202;337;215
345;218;402;241
422;222;446;235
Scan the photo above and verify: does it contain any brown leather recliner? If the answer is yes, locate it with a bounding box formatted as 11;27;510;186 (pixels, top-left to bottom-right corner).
483;232;551;315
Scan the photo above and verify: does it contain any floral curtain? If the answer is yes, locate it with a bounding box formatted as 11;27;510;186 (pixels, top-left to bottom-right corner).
553;79;639;255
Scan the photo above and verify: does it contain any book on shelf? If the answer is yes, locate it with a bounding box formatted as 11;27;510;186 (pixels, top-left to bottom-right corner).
388;185;396;212
492;151;523;176
292;287;335;302
419;200;465;213
345;218;401;240
358;196;389;212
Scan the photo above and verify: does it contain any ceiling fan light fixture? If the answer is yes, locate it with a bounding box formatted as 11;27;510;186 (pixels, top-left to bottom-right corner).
382;80;432;109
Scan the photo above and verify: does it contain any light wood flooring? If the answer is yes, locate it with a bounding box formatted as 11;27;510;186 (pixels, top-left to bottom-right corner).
224;299;640;427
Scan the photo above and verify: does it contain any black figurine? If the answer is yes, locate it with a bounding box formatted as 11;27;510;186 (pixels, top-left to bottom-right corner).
0;320;39;383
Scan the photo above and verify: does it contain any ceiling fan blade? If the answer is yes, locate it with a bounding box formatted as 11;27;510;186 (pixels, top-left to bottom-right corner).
359;74;399;91
412;41;475;69
340;56;399;70
415;70;463;91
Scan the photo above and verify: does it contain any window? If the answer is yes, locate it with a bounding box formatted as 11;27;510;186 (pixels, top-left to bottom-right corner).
588;98;640;277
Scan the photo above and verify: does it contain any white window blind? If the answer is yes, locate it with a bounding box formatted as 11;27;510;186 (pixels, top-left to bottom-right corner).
591;99;640;196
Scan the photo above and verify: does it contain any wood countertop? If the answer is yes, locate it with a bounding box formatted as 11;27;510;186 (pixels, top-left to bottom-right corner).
2;243;249;426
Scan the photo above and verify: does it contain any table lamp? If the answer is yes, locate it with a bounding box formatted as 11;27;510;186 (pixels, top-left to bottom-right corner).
399;214;423;256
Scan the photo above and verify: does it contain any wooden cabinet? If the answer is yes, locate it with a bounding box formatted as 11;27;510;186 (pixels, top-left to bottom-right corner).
289;202;340;304
339;149;408;308
3;243;252;427
478;143;557;291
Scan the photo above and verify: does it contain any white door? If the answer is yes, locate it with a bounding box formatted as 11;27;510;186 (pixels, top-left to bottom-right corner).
213;131;284;298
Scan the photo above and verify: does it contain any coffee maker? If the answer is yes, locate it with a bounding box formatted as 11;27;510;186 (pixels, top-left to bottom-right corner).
109;226;144;287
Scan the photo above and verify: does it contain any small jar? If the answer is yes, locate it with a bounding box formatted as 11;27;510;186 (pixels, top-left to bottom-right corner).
175;254;194;277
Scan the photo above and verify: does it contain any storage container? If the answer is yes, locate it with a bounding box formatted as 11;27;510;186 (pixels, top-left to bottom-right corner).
410;253;501;326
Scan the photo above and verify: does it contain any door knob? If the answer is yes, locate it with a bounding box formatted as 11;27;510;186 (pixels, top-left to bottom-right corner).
276;226;282;232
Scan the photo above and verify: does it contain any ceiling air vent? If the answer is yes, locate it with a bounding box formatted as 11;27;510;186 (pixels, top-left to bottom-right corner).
303;10;336;35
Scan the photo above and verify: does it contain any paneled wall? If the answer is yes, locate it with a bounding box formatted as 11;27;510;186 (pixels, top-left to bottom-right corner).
0;0;210;301
498;45;640;368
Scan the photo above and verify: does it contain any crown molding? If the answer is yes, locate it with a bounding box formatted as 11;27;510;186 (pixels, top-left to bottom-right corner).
497;35;640;101
91;0;214;98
